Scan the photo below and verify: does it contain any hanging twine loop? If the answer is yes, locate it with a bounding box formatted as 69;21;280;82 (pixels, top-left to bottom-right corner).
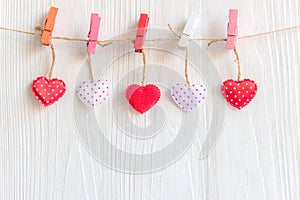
48;41;56;79
233;43;242;81
35;25;56;80
185;47;191;85
87;54;95;82
141;48;147;86
168;24;191;85
168;23;244;83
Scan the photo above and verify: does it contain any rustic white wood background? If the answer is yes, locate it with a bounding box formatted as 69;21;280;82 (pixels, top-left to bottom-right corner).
1;0;300;199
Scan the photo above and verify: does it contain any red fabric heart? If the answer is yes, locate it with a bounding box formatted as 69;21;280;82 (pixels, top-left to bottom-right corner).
221;79;257;110
32;76;66;106
125;84;161;114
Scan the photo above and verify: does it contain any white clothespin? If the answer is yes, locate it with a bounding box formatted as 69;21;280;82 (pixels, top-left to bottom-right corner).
178;15;199;47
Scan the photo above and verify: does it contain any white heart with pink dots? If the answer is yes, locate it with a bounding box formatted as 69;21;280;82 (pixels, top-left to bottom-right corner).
170;83;207;112
76;79;109;107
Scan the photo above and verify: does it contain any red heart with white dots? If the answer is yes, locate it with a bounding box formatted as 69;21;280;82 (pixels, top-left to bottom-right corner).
32;76;66;106
221;79;257;110
76;80;109;107
170;83;207;112
125;84;161;114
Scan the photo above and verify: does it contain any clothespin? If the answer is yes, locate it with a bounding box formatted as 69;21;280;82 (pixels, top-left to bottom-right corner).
226;9;238;50
134;13;149;53
40;7;58;46
87;13;101;54
178;15;199;48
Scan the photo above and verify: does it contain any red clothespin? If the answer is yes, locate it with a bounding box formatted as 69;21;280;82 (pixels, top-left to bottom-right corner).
87;13;101;54
134;13;149;53
226;9;238;50
40;7;58;46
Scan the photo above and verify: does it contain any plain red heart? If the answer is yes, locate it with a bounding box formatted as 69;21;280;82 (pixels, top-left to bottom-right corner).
32;76;66;106
221;79;257;110
125;84;161;114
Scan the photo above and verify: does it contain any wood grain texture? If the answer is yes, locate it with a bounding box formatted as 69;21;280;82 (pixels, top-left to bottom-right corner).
0;0;299;199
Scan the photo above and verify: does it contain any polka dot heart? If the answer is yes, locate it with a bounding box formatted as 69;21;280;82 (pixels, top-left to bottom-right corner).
76;80;109;107
221;79;257;110
170;83;207;112
32;76;66;106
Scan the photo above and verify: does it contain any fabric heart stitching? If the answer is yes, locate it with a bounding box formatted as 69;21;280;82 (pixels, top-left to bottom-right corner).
32;76;66;106
171;83;207;112
221;79;257;109
76;80;109;107
125;84;161;114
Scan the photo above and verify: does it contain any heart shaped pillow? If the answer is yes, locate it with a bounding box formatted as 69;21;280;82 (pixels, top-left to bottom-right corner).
221;79;257;109
125;84;161;114
170;83;207;112
32;76;66;106
76;79;109;107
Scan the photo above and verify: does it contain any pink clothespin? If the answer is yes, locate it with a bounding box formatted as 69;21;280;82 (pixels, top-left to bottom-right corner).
134;13;149;53
226;9;238;50
87;13;101;54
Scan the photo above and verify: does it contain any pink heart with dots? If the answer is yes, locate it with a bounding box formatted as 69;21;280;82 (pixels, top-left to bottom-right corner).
32;76;66;106
76;80;109;107
170;83;207;112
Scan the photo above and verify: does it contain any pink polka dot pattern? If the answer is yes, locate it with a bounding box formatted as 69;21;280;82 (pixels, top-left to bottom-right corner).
76;79;109;107
170;83;207;112
32;76;66;106
221;79;257;110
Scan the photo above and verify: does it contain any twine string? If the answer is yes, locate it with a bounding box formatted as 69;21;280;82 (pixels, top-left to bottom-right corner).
168;24;190;85
87;54;95;82
0;24;299;82
207;38;227;46
237;25;300;40
48;41;56;80
0;25;299;46
168;24;181;37
185;46;190;85
34;25;43;32
0;26;42;36
141;49;147;86
35;26;56;80
233;43;242;81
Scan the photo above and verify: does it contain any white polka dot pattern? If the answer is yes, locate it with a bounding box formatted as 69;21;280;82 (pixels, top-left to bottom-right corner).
170;83;207;112
76;80;109;107
221;79;257;110
32;76;66;106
